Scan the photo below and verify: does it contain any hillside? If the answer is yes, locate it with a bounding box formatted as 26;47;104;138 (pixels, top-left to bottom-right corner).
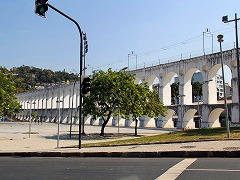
8;65;79;92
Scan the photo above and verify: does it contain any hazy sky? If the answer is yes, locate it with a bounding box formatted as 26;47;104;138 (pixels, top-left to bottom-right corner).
0;0;239;81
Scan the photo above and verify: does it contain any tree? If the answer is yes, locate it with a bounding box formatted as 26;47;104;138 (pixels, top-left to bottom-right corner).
83;68;167;136
83;69;128;136
0;67;21;118
122;83;167;136
31;111;38;122
171;82;179;104
192;81;202;101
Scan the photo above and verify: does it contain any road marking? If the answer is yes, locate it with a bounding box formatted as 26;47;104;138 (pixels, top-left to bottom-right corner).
187;168;240;172
155;158;197;180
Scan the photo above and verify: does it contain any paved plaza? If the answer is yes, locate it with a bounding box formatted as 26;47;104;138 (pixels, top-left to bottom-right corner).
0;121;173;152
1;121;240;157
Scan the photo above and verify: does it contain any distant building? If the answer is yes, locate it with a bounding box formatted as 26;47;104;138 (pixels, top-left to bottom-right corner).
174;72;231;100
216;74;224;99
225;83;232;99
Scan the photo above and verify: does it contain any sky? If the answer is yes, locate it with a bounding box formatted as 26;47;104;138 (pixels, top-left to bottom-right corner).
1;0;240;83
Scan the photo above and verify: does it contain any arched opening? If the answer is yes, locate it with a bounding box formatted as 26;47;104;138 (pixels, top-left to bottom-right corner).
191;71;203;104
208;64;222;104
219;107;231;127
161;109;176;128
216;65;232;102
208;64;232;104
208;108;223;127
146;75;159;91
183;109;197;129
162;72;178;106
134;77;142;84
183;68;203;105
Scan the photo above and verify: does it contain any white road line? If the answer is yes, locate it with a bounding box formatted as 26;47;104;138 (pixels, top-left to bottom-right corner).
187;169;240;172
155;158;197;180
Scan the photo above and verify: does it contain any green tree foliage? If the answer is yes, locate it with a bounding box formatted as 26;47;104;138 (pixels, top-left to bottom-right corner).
0;67;20;117
171;82;179;104
83;68;167;136
171;81;203;103
122;83;167;135
10;65;79;92
192;81;203;97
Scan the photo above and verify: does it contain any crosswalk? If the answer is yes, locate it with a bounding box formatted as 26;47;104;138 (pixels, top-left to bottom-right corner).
155;158;197;180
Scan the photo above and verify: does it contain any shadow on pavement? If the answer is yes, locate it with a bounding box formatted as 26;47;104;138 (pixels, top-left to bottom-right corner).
43;133;143;141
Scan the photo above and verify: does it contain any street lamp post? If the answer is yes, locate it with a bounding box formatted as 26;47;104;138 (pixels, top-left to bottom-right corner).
56;97;63;148
69;81;76;138
217;34;230;139
222;13;240;122
29;102;32;138
27;99;36;138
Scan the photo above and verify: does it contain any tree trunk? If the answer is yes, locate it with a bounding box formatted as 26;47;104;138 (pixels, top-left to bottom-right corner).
134;118;138;136
100;113;111;136
100;112;112;136
100;120;108;136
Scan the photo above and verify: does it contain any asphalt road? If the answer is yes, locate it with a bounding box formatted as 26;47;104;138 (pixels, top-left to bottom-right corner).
1;157;240;180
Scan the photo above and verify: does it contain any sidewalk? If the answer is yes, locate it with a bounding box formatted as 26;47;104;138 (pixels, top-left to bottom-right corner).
1;121;240;157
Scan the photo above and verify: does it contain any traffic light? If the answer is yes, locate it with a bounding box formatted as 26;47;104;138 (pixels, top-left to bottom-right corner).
83;33;88;53
82;76;91;95
35;0;48;18
84;41;88;53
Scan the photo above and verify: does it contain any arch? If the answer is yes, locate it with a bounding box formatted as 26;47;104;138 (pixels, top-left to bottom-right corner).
208;64;221;104
134;77;142;84
146;75;159;90
184;68;197;84
183;109;197;129
208;108;223;127
163;72;176;87
208;64;221;80
161;109;175;128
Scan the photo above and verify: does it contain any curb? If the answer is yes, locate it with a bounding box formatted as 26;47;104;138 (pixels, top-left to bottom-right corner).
1;151;240;158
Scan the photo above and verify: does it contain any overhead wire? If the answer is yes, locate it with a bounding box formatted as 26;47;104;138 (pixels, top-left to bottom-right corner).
89;26;237;70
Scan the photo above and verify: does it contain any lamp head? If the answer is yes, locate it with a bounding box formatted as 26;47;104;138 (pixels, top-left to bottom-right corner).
222;16;228;23
217;34;224;42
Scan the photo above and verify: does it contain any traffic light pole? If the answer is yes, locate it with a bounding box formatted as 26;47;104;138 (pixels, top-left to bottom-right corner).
47;3;83;149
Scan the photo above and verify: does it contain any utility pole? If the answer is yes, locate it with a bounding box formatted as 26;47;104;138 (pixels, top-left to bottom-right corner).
128;51;137;70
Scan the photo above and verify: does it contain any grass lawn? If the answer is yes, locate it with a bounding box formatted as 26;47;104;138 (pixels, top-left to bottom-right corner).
81;127;240;148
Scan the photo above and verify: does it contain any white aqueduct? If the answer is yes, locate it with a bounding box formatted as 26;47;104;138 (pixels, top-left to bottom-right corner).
16;48;240;129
